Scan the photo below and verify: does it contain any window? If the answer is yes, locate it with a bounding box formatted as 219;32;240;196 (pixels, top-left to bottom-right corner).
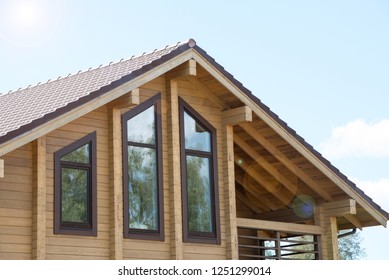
179;98;220;244
122;94;164;240
54;132;97;236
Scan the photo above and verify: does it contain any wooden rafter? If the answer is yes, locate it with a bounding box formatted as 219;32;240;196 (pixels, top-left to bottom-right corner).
239;123;333;201
187;76;226;110
234;134;299;197
234;156;293;206
235;175;278;211
344;214;363;230
235;186;262;214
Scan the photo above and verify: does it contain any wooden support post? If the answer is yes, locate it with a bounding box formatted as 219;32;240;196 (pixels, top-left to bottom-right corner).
330;216;339;260
0;158;4;178
314;206;339;260
222;106;252;126
166;79;184;259
32;136;46;259
109;108;123;260
222;125;239;259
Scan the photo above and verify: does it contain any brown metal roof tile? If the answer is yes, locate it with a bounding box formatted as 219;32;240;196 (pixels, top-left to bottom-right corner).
0;40;191;142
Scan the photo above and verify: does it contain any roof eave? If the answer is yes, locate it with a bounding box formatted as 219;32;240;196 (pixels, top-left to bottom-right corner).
191;47;389;227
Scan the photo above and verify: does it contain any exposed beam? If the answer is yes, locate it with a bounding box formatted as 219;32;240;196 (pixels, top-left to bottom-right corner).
344;214;363;230
165;59;196;80
237;217;325;235
235;175;278;211
222;106;252;126
187;76;226;110
253;207;311;223
0;158;4;178
234;134;299;197
235;187;262;214
322;199;356;217
108;88;140;109
239;123;333;201
234;154;293;206
193;52;389;225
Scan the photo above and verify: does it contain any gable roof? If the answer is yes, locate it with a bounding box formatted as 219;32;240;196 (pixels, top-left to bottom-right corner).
0;38;388;224
0;40;194;144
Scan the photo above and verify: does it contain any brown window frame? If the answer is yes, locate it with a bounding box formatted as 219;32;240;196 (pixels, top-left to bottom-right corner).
122;93;164;241
179;97;221;245
54;132;97;236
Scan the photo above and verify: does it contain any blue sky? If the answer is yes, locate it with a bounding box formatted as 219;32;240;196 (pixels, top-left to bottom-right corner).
0;0;388;259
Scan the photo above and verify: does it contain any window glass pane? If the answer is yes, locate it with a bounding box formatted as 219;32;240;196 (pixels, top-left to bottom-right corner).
184;112;210;152
186;155;212;233
127;106;155;144
61;144;90;163
127;146;158;230
61;168;88;223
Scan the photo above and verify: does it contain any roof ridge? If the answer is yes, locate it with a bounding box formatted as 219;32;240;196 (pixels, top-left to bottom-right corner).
0;39;195;97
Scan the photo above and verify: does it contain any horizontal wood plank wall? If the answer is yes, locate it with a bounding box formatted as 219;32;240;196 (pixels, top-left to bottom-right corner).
122;78;171;260
45;106;110;259
178;80;227;260
0;143;33;259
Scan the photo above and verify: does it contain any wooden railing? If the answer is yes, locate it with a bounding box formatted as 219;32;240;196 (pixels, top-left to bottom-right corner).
237;218;323;260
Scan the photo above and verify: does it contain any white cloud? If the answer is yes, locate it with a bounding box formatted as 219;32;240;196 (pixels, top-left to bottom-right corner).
352;178;389;211
318;119;389;159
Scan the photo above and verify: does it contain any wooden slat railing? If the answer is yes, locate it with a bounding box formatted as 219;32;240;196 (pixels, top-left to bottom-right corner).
237;218;322;260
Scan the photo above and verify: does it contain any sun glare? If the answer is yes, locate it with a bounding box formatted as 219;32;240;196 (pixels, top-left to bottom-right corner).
0;0;61;47
13;1;42;29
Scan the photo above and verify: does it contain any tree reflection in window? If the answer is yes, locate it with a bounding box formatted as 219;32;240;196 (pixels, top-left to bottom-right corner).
180;98;220;244
122;94;163;240
54;132;96;236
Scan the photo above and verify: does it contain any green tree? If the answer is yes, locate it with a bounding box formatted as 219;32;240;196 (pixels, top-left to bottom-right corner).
186;156;212;232
338;230;366;260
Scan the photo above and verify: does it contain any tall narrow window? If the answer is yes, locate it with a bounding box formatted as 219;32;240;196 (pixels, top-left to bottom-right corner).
122;94;164;240
54;132;97;236
179;98;220;244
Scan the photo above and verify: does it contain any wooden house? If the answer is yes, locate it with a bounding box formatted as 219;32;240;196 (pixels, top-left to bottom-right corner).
0;39;387;260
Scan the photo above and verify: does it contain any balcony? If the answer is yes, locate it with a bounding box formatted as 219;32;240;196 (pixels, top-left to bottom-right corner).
237;218;324;260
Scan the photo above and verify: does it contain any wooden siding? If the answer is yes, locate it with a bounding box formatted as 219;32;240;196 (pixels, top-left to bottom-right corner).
176;79;227;260
0;143;33;259
45;106;110;259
